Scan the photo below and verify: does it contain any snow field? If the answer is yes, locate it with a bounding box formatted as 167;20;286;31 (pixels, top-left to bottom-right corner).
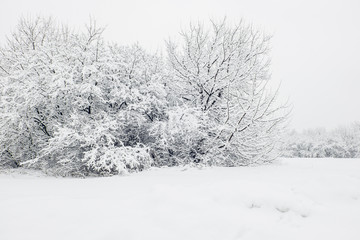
1;158;360;240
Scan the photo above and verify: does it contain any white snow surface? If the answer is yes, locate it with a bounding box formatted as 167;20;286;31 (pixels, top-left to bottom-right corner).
1;158;360;240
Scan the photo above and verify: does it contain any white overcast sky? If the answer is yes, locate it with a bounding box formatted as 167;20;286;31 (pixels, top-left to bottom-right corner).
1;0;359;131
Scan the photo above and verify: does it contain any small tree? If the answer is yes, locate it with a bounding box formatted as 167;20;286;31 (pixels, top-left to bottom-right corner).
166;19;289;165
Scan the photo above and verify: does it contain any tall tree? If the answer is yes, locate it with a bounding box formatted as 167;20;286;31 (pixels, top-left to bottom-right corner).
166;19;289;165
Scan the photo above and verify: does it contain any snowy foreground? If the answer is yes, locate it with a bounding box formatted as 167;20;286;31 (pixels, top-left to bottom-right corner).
1;158;360;240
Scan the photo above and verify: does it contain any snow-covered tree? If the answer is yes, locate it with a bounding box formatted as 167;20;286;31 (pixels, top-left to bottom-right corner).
0;17;167;175
0;16;290;175
166;19;289;166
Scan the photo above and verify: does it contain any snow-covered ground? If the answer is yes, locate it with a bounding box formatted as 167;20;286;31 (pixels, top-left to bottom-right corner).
1;158;360;240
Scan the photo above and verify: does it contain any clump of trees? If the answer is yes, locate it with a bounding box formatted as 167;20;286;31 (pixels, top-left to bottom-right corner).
282;123;360;158
0;17;288;176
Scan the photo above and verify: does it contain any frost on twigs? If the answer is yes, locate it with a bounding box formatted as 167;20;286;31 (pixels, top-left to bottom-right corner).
0;16;289;176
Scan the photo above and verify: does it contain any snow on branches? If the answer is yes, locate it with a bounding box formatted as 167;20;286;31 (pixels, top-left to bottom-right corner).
0;17;289;176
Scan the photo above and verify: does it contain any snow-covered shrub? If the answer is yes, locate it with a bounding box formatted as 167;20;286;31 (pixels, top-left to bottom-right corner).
150;106;210;166
0;17;166;175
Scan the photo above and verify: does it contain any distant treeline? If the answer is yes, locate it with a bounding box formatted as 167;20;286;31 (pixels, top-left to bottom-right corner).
282;123;360;158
